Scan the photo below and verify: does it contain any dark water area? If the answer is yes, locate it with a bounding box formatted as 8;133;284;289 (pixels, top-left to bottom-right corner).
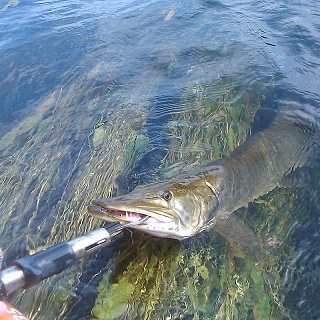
0;0;320;319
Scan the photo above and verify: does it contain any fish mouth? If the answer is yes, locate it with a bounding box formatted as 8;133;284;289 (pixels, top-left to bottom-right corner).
88;200;174;225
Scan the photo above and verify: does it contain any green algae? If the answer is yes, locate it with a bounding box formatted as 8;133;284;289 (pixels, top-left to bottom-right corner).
163;79;263;168
0;58;158;319
92;77;291;320
0;68;275;320
91;73;318;319
93;271;135;319
93;126;106;148
121;134;150;175
0;43;312;320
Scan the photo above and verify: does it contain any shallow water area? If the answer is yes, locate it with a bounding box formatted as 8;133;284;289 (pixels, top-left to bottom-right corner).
0;0;320;319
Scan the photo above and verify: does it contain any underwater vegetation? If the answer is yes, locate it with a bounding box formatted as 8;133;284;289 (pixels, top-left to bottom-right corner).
1;0;319;318
1;57;318;319
91;79;299;319
0;59;156;319
92;78;320;319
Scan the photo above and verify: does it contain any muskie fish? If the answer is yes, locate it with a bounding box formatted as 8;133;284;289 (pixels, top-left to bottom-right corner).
88;113;317;245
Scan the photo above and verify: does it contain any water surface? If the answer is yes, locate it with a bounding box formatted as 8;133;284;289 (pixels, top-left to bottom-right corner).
0;0;320;319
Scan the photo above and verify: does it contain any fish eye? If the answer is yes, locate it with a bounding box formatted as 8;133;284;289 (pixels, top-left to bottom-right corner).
160;190;172;201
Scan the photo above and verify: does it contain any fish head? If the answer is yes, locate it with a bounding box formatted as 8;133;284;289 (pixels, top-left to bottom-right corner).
88;170;221;239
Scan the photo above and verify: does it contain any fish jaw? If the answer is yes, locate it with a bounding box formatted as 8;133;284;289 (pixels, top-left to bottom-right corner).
88;198;194;239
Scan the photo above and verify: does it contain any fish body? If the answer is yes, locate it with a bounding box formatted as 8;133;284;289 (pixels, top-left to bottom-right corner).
88;114;316;243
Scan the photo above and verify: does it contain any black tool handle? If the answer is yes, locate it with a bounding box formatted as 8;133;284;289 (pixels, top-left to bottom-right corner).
0;222;123;296
13;242;77;289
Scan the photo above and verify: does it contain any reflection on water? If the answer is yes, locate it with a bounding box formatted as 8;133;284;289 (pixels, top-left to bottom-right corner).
0;0;320;319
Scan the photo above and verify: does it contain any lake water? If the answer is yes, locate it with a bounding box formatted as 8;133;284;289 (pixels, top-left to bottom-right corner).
0;0;320;319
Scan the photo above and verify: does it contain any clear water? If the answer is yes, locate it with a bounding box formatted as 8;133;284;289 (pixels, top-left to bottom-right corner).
0;0;320;319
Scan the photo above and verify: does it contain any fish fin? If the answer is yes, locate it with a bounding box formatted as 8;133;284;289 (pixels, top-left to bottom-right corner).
213;212;260;247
